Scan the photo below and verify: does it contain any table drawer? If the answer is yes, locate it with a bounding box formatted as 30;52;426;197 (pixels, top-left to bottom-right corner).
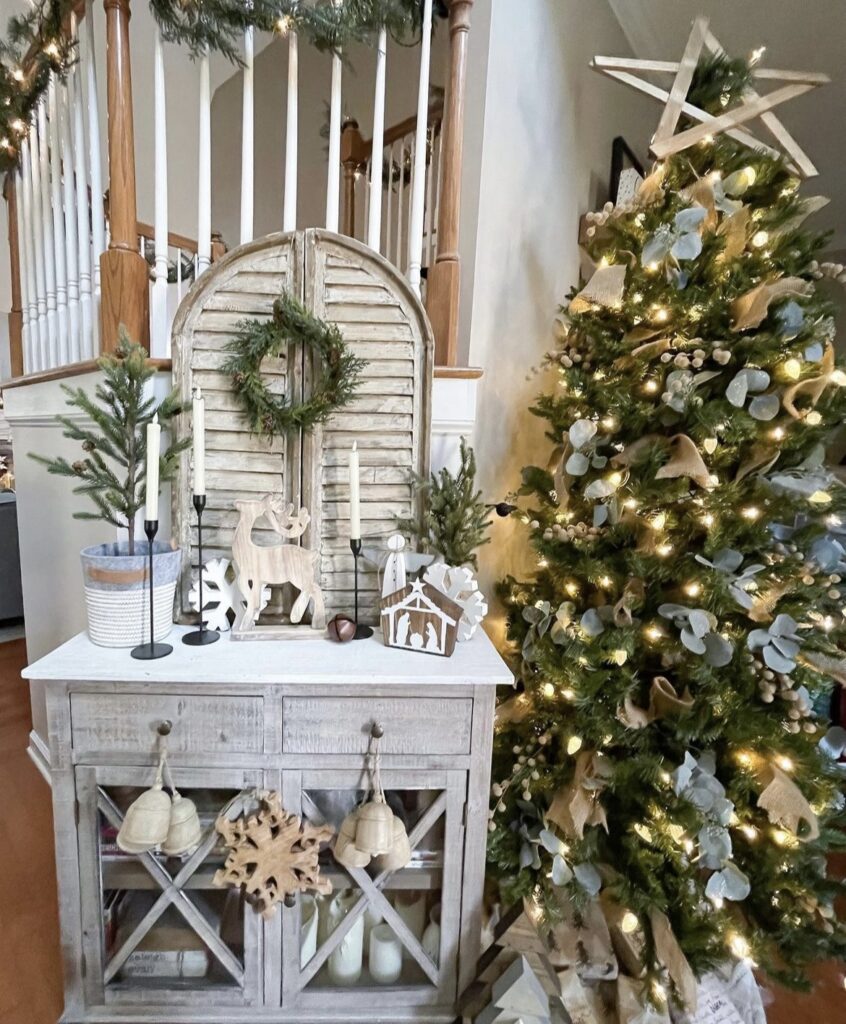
282;696;472;755
70;692;264;755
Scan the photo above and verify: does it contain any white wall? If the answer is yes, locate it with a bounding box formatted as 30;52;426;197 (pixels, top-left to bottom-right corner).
467;0;655;640
210;29;448;246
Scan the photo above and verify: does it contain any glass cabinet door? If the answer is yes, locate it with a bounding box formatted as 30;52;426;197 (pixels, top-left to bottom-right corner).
75;764;264;1010
279;768;467;1015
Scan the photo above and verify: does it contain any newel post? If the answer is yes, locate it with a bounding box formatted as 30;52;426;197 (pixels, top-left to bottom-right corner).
341;118;364;238
4;175;24;377
426;0;473;367
100;0;149;352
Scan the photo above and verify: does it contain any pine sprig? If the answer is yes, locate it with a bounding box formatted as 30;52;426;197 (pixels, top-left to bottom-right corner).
398;436;492;569
29;330;189;555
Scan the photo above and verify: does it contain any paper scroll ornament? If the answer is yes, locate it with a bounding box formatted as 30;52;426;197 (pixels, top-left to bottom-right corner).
213;791;334;917
649;909;697;1011
424;562;488;641
569;264;626;315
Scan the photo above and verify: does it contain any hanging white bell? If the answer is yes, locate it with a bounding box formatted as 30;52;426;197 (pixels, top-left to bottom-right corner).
353;797;395;856
334;809;371;868
373;816;412;871
117;760;171;854
162;790;203;857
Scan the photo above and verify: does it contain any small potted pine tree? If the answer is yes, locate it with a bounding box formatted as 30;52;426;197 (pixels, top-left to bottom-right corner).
31;333;189;647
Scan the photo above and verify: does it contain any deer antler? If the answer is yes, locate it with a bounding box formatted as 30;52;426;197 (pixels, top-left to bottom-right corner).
265;497;310;540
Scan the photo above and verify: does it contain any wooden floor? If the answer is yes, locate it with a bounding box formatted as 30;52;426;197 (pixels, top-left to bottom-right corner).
0;638;842;1023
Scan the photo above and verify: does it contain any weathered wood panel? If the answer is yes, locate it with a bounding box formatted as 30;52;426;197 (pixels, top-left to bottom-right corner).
171;230;432;624
70;692;264;754
282;696;472;754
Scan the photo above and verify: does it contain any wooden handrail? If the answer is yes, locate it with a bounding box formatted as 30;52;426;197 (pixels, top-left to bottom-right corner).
426;0;473;366
4;176;24;378
100;0;148;351
1;356;171;390
360;97;444;160
134;220;200;256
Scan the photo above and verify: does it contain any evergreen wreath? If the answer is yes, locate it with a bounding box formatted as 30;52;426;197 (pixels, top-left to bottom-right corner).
224;291;366;439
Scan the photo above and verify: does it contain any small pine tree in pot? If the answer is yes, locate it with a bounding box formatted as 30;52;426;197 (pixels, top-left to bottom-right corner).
31;333;189;647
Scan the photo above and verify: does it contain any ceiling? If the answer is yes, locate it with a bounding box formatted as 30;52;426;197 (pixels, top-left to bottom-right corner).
607;0;846;251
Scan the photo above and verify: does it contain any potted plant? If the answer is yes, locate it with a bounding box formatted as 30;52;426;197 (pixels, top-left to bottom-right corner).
31;333;189;647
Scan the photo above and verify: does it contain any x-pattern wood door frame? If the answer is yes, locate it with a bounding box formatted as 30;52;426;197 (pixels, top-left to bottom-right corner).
74;764;264;1007
280;767;466;1011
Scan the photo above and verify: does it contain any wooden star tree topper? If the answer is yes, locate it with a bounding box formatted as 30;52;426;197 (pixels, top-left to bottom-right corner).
592;16;829;177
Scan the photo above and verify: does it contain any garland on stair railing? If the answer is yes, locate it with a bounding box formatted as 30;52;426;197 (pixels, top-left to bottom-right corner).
0;0;442;173
223;291;366;439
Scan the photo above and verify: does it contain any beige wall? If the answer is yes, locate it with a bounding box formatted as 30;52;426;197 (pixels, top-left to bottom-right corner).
467;0;655;639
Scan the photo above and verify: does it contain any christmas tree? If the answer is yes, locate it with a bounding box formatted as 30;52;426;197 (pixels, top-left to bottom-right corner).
488;49;846;1006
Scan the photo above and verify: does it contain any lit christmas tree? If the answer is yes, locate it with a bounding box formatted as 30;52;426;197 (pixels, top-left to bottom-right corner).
488;44;846;1009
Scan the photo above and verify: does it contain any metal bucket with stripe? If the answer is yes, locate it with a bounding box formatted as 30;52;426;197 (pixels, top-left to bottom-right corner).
80;541;182;648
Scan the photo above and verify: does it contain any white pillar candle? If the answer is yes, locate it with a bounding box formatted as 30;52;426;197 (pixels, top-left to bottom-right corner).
145;414;161;522
349;442;361;540
192;388;206;495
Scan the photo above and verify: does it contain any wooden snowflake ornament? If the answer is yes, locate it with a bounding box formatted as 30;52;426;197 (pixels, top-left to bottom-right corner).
213;791;334;917
188;557;270;632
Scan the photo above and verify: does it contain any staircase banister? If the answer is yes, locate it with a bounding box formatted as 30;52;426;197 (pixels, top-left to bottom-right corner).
359;97;445;161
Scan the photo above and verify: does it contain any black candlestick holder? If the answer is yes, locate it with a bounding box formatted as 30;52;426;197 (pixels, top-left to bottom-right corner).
183;494;220;647
349;538;373;640
131;519;173;660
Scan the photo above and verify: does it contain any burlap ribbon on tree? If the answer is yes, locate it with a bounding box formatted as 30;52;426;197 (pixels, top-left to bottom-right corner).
730;276;812;332
570;264;627;315
547;751;612;838
783;341;841;418
613;434;712;489
617;676;694;729
757;763;819;841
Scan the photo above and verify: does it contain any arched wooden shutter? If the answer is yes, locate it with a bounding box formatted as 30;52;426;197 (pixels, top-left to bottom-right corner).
171;229;433;625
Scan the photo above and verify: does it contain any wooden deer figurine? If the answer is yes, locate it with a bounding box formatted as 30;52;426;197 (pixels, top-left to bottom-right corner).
232;494;326;635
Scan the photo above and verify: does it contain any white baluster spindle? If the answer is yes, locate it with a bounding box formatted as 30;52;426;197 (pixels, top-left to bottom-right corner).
240;27;254;245
197;52;211;273
14;165;30;371
59;76;81;362
395;138;405;274
48;77;69;364
283;30;298;232
18;142;37;373
27;128;47;370
385;142;394;262
325;50;342;231
85;0;105;340
407;0;433;292
424;122;436;272
70;21;93;359
367;26;387;252
37;101;57;369
152;27;169;353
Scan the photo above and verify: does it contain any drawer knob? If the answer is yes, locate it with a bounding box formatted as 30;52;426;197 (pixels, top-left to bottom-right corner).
157;720;173;737
370;722;384;740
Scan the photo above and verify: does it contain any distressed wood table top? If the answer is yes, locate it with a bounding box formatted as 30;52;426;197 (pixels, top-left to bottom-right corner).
24;626;513;687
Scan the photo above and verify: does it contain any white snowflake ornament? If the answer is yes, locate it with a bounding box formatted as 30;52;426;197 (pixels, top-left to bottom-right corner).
423;563;487;641
189;558;270;632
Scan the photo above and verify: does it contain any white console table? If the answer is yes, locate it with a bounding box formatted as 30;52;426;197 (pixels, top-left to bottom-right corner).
24;627;512;1024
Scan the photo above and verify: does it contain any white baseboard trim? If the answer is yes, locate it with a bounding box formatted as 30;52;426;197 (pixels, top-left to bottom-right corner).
27;729;52;785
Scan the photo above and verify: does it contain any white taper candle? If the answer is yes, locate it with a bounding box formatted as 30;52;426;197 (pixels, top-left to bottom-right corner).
145;413;161;522
349;441;361;540
192;388;206;495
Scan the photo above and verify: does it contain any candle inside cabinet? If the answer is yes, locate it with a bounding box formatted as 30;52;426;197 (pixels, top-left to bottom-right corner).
145;414;161;521
349;441;361;539
192;388;206;495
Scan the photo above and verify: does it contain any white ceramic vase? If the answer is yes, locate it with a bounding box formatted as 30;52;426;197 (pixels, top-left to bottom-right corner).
300;895;318;969
422;904;441;967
